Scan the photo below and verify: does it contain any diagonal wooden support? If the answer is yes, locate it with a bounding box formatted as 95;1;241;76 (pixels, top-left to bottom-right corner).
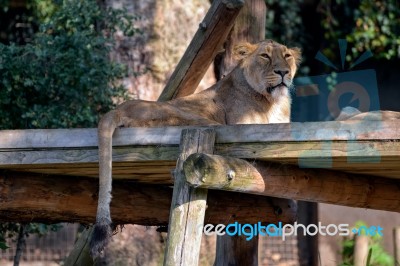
163;129;216;266
157;0;244;101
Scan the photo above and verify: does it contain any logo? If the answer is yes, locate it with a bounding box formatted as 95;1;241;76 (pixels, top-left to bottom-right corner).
201;222;383;241
291;39;382;168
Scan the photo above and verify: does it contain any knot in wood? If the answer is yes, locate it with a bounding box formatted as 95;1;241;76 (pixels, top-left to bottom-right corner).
226;169;235;181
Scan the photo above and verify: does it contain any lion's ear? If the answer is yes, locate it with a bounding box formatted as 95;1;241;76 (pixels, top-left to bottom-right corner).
233;42;257;61
290;47;302;66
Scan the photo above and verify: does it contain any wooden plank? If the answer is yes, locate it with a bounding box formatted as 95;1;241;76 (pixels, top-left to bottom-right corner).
2;140;399;178
1;120;399;149
0;121;399;178
183;153;400;212
157;0;244;101
0;171;297;225
164;129;215;266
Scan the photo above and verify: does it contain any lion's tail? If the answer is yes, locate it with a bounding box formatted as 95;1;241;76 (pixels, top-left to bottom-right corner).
90;110;119;258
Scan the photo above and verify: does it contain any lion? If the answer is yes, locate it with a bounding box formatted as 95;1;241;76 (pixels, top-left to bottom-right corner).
90;39;301;257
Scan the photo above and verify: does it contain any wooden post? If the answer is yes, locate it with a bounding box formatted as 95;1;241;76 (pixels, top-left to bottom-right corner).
394;227;400;266
353;234;369;266
297;201;318;266
163;129;216;266
214;235;259;265
63;227;94;266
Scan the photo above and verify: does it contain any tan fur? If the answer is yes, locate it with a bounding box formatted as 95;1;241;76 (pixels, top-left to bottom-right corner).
337;107;400;121
90;40;301;257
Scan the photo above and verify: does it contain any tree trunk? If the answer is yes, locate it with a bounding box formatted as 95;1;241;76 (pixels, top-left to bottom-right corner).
13;224;26;266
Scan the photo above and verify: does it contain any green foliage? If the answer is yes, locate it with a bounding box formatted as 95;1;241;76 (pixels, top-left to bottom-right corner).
319;0;400;61
0;0;139;129
340;221;394;266
0;0;139;254
265;0;305;46
0;223;62;250
0;0;57;44
264;0;310;76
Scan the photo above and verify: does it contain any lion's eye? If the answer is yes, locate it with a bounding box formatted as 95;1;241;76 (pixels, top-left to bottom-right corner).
284;54;292;58
260;53;270;60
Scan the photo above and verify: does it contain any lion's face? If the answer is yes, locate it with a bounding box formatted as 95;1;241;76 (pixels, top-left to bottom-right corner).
234;40;301;102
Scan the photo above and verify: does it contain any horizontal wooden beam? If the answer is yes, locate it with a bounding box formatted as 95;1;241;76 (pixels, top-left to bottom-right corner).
183;153;400;212
1;120;398;149
157;0;244;101
0;171;297;225
1;120;399;178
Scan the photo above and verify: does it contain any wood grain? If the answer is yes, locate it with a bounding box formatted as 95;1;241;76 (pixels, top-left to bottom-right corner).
183;154;400;212
164;129;215;266
0;171;297;225
157;0;244;101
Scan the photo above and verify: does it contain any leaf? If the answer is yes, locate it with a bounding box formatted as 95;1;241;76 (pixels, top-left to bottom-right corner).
0;241;9;250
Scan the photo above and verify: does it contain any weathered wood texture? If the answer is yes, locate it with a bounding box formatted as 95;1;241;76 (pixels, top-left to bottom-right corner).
164;129;215;266
184;153;400;212
297;201;319;266
214;0;266;79
1;120;399;179
213;235;258;266
354;235;369;266
63;227;94;266
0;171;297;224
394;227;400;266
157;0;244;101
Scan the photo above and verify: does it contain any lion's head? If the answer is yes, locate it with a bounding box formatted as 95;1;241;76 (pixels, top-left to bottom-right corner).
234;40;301;102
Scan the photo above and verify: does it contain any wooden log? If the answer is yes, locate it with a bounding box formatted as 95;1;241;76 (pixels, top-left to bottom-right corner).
297;201;319;266
183;153;400;212
394;227;400;266
214;235;258;266
354;234;369;266
164;129;215;266
157;0;244;101
0;171;296;225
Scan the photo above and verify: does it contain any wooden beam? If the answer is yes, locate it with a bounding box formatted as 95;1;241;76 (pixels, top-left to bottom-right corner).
2;120;398;149
183;153;400;212
0;171;297;224
157;0;244;101
1;120;399;179
164;129;215;266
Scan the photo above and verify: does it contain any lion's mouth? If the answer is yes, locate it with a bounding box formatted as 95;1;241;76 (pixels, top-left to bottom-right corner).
266;82;288;93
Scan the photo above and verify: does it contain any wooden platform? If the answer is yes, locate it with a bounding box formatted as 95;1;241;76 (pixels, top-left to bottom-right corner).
0;120;399;182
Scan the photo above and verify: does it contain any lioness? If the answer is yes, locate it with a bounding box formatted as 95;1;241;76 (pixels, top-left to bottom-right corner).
90;39;301;257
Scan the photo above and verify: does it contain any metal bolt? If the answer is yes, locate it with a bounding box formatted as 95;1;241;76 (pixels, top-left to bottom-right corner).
199;22;207;31
227;169;235;181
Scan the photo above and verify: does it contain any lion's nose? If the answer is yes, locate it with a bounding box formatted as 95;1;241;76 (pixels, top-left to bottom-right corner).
274;70;289;78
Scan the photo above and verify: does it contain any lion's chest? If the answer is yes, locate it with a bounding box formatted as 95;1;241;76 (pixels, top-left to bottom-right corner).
225;98;290;125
